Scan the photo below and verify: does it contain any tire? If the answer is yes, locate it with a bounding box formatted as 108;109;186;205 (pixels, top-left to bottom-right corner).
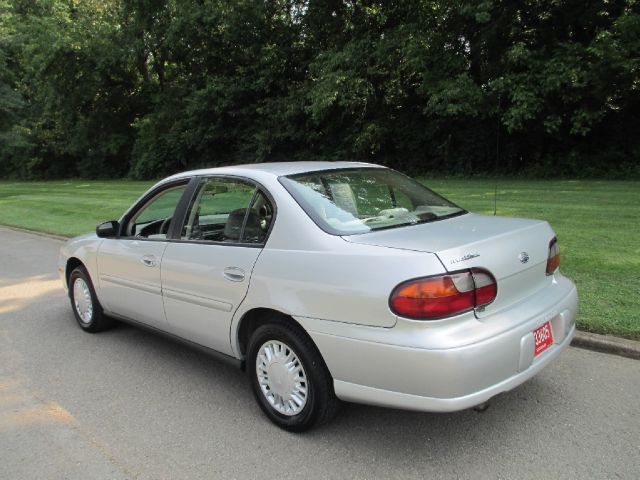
247;320;338;432
68;266;113;333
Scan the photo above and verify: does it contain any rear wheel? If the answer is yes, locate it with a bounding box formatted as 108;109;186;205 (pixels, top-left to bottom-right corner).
69;266;113;333
247;320;338;431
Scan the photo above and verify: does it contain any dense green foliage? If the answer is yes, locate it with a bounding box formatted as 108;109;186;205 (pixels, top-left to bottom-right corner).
1;1;639;179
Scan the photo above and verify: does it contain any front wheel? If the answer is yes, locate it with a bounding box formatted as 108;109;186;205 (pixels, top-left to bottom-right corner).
247;321;338;431
69;266;113;333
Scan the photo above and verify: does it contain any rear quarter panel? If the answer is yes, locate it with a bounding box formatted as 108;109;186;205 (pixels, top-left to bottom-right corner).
243;240;445;328
231;176;447;354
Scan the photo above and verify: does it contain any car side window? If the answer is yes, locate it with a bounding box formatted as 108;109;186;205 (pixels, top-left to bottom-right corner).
245;190;274;244
126;184;187;239
181;178;273;244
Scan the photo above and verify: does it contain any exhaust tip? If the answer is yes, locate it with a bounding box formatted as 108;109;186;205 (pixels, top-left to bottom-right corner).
472;401;491;413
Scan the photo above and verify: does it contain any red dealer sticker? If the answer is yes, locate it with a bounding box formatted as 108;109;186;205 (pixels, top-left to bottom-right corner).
533;321;554;356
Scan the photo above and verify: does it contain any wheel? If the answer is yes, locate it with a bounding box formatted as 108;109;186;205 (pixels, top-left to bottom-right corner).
68;266;113;333
247;320;338;431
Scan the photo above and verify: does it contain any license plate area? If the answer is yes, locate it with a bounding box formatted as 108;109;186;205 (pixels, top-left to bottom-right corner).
533;321;554;356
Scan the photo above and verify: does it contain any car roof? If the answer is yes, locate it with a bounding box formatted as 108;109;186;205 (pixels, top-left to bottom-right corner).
164;161;384;182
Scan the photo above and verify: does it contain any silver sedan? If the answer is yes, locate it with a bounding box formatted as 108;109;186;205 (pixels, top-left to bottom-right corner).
59;162;577;431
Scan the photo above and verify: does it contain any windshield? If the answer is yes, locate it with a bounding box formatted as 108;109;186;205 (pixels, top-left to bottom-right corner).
280;168;466;235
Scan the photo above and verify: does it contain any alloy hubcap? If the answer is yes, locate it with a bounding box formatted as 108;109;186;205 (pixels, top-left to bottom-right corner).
256;340;308;416
73;278;93;324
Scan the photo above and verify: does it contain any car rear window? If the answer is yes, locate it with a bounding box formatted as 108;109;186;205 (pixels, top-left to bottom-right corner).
280;168;466;235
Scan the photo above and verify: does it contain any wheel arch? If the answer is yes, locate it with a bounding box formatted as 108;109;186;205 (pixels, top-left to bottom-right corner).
235;308;328;373
65;257;85;288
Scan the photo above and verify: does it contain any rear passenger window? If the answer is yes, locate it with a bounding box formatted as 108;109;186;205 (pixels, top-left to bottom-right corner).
181;178;273;244
244;190;274;244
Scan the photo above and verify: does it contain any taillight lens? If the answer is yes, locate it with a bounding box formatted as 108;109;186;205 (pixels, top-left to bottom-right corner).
472;268;498;307
546;237;560;275
389;268;497;320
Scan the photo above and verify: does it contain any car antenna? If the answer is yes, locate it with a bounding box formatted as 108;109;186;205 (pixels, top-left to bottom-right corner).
494;96;501;216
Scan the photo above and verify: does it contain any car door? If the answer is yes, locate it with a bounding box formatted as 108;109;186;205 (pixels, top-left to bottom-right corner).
96;180;191;329
160;176;275;355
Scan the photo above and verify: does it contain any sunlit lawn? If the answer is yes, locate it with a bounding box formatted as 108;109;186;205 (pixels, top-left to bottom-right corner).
0;178;638;339
0;180;155;237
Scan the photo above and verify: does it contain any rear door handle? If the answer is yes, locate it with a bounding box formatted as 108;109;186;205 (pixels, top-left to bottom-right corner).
141;254;157;267
223;267;245;282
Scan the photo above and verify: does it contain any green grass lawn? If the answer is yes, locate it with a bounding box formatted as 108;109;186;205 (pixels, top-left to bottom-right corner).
0;178;638;339
0;180;155;237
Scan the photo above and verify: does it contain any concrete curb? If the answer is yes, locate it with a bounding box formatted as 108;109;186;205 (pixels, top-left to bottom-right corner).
0;225;69;242
572;331;640;360
2;224;639;360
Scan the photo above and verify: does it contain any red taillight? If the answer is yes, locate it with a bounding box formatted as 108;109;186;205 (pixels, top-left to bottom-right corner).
471;268;498;307
389;268;497;320
546;237;560;275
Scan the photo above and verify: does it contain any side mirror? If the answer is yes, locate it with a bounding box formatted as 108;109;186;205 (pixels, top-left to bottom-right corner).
96;220;120;238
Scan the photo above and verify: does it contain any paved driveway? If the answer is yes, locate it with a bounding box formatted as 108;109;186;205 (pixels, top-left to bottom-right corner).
1;227;638;479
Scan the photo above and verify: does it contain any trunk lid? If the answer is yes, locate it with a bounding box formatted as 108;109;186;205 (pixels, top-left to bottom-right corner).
342;213;555;317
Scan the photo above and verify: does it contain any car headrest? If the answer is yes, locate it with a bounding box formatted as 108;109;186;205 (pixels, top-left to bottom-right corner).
224;209;263;242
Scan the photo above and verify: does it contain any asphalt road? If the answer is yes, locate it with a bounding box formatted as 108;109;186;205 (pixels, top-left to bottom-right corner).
1;227;638;480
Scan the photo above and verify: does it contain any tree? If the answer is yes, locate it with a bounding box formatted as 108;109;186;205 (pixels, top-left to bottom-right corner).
1;0;638;179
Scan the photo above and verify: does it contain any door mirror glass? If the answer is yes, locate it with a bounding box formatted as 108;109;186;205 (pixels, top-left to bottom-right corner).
96;220;119;238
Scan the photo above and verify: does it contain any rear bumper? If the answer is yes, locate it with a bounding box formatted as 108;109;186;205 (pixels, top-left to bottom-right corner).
304;275;578;412
333;324;575;412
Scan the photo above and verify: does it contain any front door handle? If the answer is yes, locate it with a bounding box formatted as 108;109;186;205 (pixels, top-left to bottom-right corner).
223;267;245;282
141;254;157;267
